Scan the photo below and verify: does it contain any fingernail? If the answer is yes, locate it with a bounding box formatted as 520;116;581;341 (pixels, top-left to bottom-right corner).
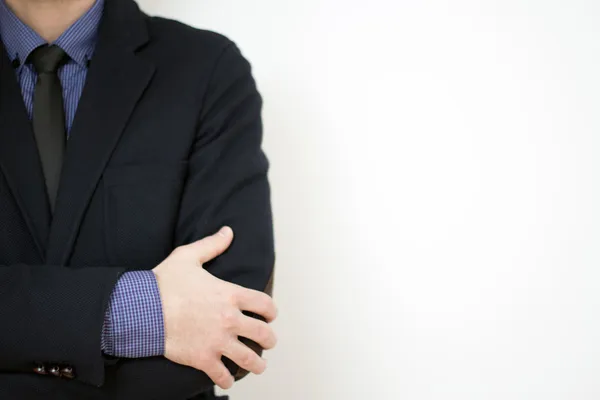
219;226;231;236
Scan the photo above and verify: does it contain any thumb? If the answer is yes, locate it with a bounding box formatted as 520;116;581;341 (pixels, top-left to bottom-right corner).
190;226;234;264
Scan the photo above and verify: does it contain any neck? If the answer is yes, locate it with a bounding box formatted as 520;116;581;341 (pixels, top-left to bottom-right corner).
4;0;96;42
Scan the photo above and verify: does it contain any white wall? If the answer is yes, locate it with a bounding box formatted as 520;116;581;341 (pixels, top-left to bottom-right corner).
137;1;600;399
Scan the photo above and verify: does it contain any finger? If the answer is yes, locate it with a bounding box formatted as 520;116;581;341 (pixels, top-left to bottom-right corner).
203;360;234;390
237;316;277;350
189;226;234;264
235;289;278;323
222;339;267;375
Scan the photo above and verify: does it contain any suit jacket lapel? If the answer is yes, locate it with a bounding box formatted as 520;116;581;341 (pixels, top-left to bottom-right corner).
45;0;155;265
0;44;51;258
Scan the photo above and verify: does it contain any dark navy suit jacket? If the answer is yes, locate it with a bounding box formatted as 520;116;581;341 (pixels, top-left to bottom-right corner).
0;0;274;399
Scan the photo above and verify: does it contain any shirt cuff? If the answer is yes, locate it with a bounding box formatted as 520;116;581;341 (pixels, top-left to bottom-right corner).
101;270;165;358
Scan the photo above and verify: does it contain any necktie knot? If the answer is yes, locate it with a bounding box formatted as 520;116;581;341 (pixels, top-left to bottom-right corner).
28;45;70;74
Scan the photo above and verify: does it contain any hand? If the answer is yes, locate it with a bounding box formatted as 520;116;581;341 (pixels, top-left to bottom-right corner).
152;226;278;389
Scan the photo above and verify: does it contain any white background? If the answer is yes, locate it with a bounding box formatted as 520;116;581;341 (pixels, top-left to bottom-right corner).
138;1;600;399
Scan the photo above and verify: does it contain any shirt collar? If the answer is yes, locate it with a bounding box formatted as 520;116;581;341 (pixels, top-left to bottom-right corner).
0;0;104;68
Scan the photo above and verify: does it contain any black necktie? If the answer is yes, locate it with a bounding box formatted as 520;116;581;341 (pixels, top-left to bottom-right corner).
28;45;70;214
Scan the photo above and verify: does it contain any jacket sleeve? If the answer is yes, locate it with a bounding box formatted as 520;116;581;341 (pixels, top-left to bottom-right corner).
101;41;275;399
0;264;125;387
173;40;275;380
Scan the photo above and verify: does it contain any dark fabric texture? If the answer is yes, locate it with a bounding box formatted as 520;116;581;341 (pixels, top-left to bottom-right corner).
29;44;69;214
0;0;275;398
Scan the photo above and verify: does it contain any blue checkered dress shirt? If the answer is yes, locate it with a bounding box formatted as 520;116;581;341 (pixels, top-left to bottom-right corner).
0;0;165;358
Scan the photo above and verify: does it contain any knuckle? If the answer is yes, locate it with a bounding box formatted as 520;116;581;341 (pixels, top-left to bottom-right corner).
256;324;271;344
216;368;230;383
214;374;230;388
220;309;239;330
259;291;272;305
217;335;233;352
208;235;225;250
259;294;274;313
248;291;265;307
227;289;240;305
239;352;256;370
192;351;212;369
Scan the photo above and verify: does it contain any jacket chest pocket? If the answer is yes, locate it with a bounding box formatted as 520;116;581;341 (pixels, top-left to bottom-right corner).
102;162;188;267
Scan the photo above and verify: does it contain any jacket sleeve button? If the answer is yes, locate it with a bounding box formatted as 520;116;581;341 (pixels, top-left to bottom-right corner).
60;366;75;379
49;365;61;377
33;364;47;375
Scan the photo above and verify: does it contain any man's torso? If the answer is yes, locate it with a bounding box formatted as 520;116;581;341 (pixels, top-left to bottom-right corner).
0;0;239;398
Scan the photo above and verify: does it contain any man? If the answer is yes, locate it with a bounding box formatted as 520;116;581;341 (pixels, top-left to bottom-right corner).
0;0;277;399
